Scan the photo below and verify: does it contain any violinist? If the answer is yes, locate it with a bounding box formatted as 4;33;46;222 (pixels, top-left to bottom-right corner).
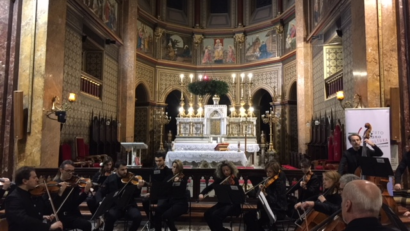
142;153;172;226
5;166;63;231
342;180;395;231
198;161;241;231
244;161;287;231
153;160;188;231
87;157;113;217
95;160;144;231
51;160;92;231
295;170;341;216
338;133;383;175
288;158;320;202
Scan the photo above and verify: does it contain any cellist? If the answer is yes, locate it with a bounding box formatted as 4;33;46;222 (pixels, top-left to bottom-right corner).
337;133;383;175
244;161;287;231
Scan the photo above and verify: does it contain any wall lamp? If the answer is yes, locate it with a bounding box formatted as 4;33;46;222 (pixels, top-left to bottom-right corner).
46;93;76;123
336;91;364;110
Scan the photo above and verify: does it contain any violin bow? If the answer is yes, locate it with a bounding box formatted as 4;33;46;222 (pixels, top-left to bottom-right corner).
44;179;60;222
55;177;81;215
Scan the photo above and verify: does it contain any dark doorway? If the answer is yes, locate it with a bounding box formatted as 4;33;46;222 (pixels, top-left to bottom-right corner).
252;89;272;143
164;90;186;141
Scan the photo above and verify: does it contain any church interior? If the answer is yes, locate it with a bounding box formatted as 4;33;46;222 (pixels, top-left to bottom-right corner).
1;0;410;230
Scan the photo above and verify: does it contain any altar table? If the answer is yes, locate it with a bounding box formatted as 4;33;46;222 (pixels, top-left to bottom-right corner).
173;143;260;152
165;150;248;168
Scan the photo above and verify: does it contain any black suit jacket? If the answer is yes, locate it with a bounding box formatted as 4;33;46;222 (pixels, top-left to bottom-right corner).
95;174;141;208
395;151;410;184
337;145;383;174
344;217;396;231
288;173;321;202
50;178;88;217
5;187;51;231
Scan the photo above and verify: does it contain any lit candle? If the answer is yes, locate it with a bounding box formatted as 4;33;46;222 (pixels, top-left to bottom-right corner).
248;73;253;83
232;74;236;83
180;74;184;83
240;73;245;83
189;74;193;83
198;75;203;81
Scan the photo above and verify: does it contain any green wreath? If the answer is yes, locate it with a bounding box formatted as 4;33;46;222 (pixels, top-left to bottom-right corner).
188;80;229;96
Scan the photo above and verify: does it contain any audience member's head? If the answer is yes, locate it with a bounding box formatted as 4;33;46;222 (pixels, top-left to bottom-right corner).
341;180;382;224
339;174;360;192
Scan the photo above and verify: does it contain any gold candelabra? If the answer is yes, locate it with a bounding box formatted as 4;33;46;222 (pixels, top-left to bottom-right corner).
156;109;171;152
261;109;279;152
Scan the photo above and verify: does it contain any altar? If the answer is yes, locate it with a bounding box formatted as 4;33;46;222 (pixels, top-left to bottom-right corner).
165;150;248;168
174;104;260;167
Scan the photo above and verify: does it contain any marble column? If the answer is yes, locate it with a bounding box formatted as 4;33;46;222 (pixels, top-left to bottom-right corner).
295;0;313;153
0;0;22;176
118;0;137;142
16;0;67;168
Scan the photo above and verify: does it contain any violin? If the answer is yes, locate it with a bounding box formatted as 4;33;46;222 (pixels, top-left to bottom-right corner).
30;181;61;197
302;171;313;189
167;173;184;182
262;170;280;194
64;175;91;188
121;172;143;185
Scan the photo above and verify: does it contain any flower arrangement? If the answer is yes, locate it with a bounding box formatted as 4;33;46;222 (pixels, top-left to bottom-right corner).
188;79;229;96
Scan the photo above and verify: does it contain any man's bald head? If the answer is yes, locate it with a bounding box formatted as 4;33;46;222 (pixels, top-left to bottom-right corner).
341;180;382;224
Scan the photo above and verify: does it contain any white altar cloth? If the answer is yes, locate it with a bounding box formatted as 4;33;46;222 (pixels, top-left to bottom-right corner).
173;143;260;152
165;151;248;167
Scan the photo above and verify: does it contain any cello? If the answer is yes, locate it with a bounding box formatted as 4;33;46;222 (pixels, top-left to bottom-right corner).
295;185;338;231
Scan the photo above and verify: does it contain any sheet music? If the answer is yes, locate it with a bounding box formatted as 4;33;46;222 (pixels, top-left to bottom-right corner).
258;191;276;224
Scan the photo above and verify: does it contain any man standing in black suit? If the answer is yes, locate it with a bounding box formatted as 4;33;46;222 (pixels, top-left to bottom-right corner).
5;166;63;231
337;133;383;175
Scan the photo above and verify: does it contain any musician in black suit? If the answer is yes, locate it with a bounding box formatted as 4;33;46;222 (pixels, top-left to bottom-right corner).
244;161;288;231
342;180;395;231
52;160;92;231
198;161;242;231
153;160;188;231
337;133;383;175
87;157;113;215
5;166;63;231
288;158;320;202
142;153;173;225
95;160;144;231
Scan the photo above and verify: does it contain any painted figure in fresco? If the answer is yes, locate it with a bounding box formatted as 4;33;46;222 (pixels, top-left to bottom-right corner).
259;41;272;59
202;46;213;64
167;43;176;60
286;23;296;49
138;27;145;51
214;45;224;64
181;45;191;58
226;45;236;63
214;39;222;50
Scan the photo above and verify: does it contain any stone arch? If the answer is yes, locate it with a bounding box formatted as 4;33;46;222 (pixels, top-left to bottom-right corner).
286;80;297;101
160;86;190;103
135;81;152;101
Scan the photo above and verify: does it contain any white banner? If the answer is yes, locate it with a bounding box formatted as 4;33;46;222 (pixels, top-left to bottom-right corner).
345;108;391;160
345;108;392;194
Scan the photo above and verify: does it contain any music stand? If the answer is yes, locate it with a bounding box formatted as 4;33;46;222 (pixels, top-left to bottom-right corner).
121;142;148;167
258;191;277;224
90;192;115;221
360;157;394;177
214;185;245;204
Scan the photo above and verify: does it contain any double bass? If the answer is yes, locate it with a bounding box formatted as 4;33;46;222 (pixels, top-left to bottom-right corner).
355;123;398;223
